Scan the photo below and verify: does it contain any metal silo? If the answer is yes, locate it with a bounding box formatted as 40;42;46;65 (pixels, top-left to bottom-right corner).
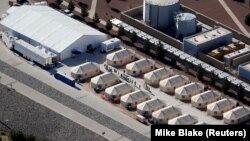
143;0;180;30
175;13;197;38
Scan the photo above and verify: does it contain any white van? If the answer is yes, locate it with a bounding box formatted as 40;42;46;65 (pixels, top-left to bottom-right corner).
136;114;147;124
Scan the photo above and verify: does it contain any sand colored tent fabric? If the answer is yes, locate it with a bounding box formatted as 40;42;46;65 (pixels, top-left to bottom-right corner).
91;72;120;89
105;83;134;101
120;90;150;109
207;98;237;117
71;62;100;80
191;90;221;109
175;82;204;100
106;48;136;66
144;67;173;86
159;75;190;93
223;106;250;124
168;114;198;125
152;106;182;124
137;98;166;116
126;59;155;76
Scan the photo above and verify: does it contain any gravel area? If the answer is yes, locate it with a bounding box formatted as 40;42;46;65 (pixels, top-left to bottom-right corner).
0;60;150;141
0;83;107;141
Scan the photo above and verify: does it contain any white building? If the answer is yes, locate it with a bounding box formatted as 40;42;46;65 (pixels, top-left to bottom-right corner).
152;106;182;124
159;75;190;93
191;90;221;109
0;5;107;60
175;82;204;101
207;98;237;117
223;106;250;124
105;83;134;102
168;114;198;125
137;98;166;117
144;67;173;86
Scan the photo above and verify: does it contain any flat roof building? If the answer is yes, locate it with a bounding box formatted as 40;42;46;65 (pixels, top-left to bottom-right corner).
0;5;107;60
183;27;232;57
144;67;173;86
238;61;250;81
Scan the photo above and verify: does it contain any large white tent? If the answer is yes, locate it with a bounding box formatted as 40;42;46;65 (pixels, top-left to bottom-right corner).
0;5;107;60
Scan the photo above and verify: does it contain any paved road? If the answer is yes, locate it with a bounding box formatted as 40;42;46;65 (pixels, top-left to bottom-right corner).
219;0;250;37
0;72;131;141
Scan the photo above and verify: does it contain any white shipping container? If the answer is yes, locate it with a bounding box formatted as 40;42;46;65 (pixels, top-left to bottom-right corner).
101;38;121;52
14;39;57;67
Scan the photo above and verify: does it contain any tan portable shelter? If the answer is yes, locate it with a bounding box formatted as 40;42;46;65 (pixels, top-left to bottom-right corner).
168;114;198;125
207;98;237;117
191;90;221;109
120;90;150;109
152;106;182;124
91;72;120;90
175;82;204;101
159;75;190;93
137;98;166;116
71;62;100;80
144;67;173;86
105;83;134;102
126;59;155;76
106;48;136;66
223;106;250;124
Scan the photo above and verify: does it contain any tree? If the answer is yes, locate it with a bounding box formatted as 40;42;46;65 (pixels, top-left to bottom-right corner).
156;41;164;60
106;0;112;3
222;78;230;93
10;130;25;141
81;6;89;18
209;71;216;85
245;13;250;26
117;26;125;36
143;38;150;54
196;64;204;81
67;0;75;12
130;31;138;44
26;134;36;141
237;85;245;101
105;19;113;31
171;58;176;66
55;0;62;6
93;13;100;24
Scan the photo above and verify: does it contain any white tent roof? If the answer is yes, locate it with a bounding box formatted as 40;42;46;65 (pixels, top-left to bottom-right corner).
160;75;189;88
121;90;150;103
137;98;166;111
207;98;237;112
106;48;135;61
168;114;198;125
0;5;105;53
105;83;134;96
223;106;250;120
91;72;119;85
71;62;99;75
126;59;155;71
144;67;173;81
175;82;204;96
191;90;221;103
152;106;181;119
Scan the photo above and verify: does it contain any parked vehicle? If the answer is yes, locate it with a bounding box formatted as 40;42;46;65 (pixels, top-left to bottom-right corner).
136;114;147;124
54;72;75;87
100;38;121;53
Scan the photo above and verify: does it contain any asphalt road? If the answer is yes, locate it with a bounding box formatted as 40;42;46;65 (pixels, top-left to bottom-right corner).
0;83;108;141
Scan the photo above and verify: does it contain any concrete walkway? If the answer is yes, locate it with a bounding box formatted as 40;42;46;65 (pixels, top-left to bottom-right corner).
219;0;250;37
0;72;131;141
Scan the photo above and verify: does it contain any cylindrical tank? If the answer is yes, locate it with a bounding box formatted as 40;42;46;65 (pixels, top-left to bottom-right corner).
143;0;180;30
175;13;197;38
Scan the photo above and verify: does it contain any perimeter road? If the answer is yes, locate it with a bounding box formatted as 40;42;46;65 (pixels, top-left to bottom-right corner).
0;72;131;141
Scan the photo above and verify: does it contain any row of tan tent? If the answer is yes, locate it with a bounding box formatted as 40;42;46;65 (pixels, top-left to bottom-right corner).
144;67;173;86
106;48;136;66
71;62;101;80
